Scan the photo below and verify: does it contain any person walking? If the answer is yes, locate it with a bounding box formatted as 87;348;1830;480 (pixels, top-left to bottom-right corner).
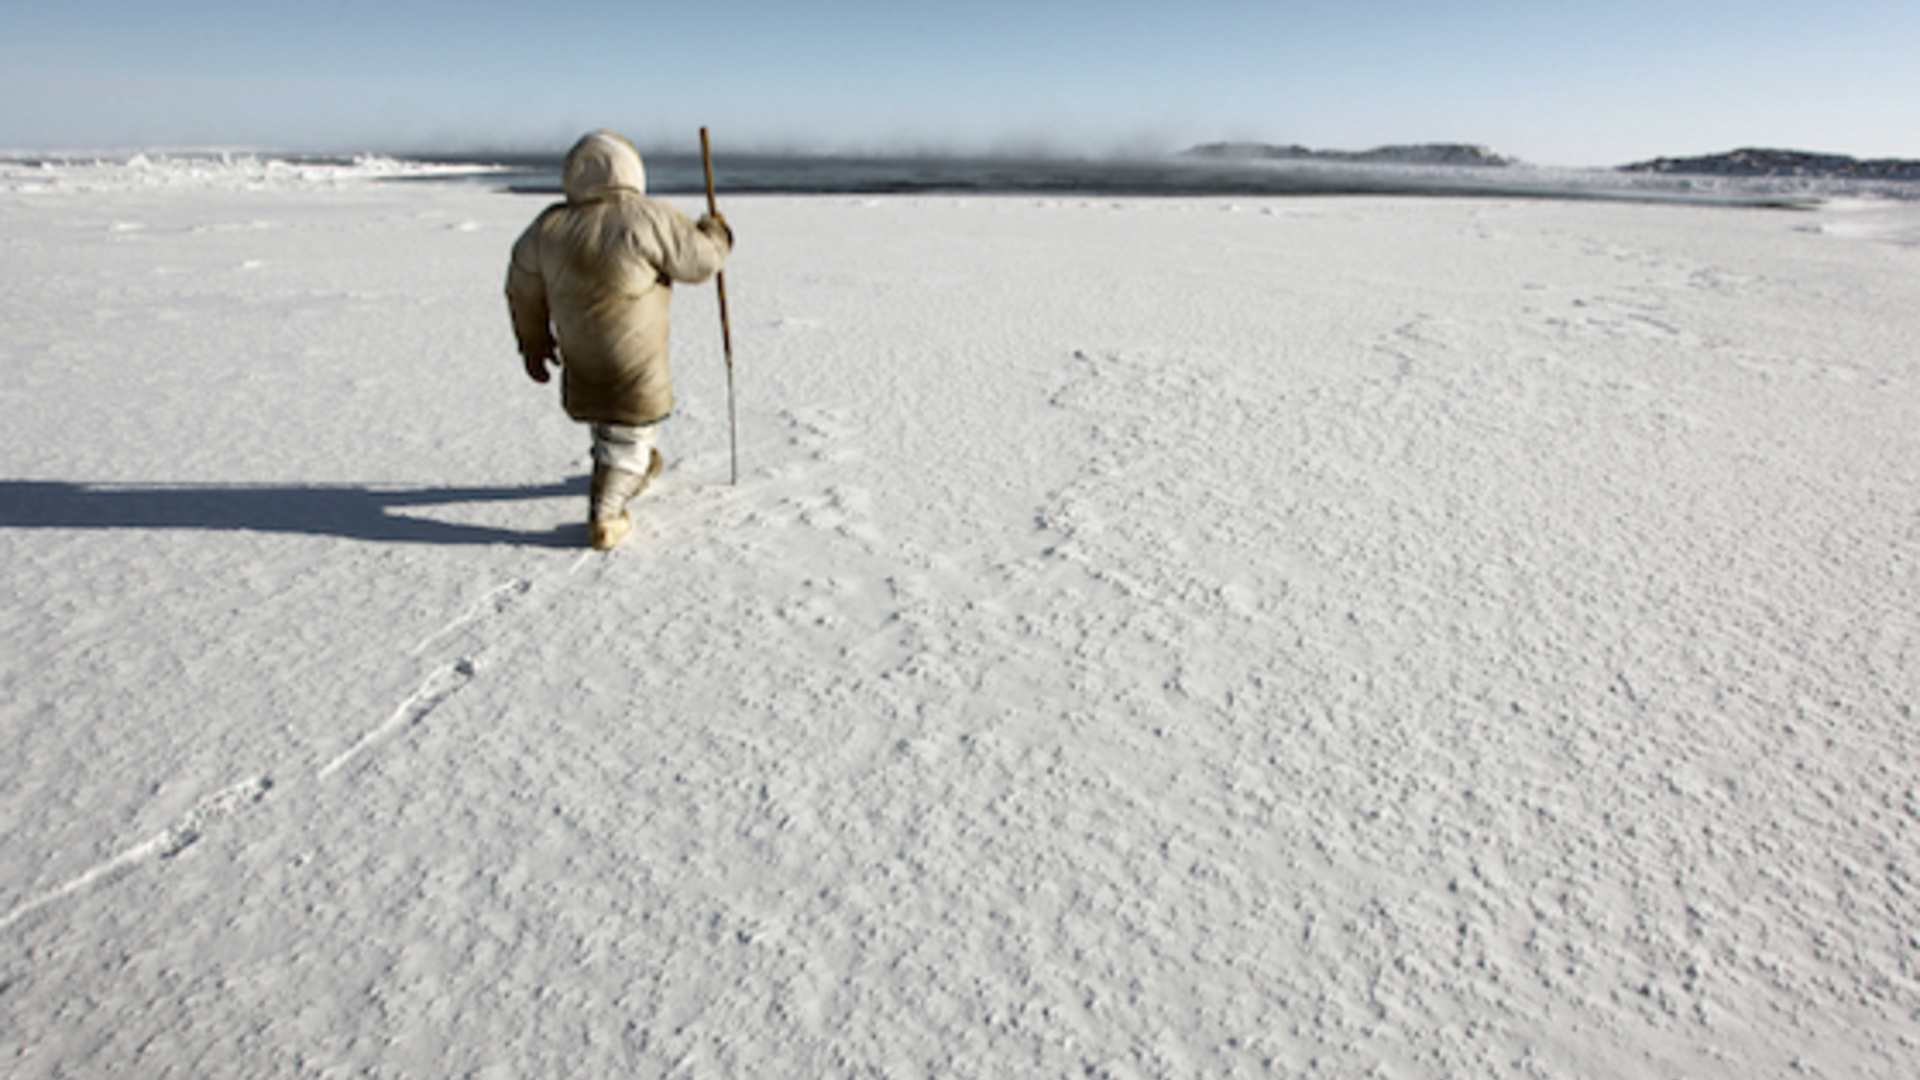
506;130;734;549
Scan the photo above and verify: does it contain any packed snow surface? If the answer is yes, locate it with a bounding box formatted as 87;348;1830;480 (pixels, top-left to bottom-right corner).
2;158;1918;1078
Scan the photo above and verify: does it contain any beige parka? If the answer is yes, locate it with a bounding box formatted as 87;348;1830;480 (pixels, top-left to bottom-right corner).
506;131;732;426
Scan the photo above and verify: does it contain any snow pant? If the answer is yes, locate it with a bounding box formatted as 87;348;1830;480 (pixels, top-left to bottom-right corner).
589;421;660;523
590;421;659;475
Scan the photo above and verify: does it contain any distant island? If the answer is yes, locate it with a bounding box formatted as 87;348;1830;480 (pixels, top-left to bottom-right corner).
1181;143;1514;167
1617;148;1920;180
1180;142;1920;181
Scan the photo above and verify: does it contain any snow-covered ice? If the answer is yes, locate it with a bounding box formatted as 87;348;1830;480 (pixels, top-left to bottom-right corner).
3;158;1918;1077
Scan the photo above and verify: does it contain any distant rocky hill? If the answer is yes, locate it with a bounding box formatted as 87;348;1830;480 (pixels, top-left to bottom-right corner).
1619;148;1920;180
1182;143;1514;167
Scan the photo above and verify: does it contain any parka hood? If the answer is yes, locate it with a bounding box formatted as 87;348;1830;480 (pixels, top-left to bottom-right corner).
562;130;647;203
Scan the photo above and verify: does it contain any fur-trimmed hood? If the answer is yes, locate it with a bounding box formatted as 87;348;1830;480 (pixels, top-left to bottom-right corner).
562;130;647;203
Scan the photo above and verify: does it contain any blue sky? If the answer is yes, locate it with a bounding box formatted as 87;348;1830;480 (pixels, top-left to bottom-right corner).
3;0;1915;165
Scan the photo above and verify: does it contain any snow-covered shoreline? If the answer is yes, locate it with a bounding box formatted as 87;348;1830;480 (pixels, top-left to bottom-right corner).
3;165;1917;1076
0;151;511;194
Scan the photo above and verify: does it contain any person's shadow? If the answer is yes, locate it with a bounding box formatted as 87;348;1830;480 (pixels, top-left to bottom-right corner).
0;478;593;547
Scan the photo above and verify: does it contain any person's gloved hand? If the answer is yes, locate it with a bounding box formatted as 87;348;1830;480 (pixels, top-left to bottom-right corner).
524;347;558;384
698;213;733;247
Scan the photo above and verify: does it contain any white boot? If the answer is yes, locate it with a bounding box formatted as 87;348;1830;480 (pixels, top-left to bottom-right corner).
587;449;663;550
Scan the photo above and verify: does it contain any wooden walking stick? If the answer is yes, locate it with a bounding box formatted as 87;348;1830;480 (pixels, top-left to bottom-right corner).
700;126;738;486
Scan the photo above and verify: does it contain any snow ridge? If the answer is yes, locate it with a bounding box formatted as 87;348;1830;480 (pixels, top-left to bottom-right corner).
0;777;271;932
3;560;547;930
317;657;483;781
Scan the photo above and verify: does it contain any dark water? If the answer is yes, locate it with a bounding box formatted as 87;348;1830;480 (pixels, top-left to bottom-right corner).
411;151;1549;198
392;150;1838;207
